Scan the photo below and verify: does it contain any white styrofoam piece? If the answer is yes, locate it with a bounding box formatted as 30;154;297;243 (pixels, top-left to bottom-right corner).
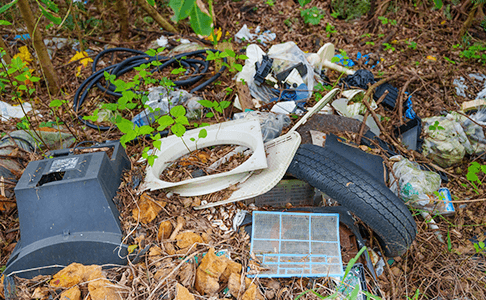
140;119;267;192
194;131;301;209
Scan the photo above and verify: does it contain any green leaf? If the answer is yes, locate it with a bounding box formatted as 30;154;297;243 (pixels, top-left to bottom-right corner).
198;128;207;139
349;283;360;299
170;105;186;117
120;130;137;147
190;137;195;141
189;5;213;36
298;0;311;6
157;115;175;131
433;0;443;9
147;0;155;5
224;49;236;57
206;112;214;118
38;3;62;25
447;229;452;252
175;116;189;125
49;99;63;108
137;125;154;135
0;0;18;14
169;0;195;22
198;99;214;108
116;118;134;133
219;101;231;110
0;20;12;26
171;123;186;137
153;140;162;150
147;155;156;166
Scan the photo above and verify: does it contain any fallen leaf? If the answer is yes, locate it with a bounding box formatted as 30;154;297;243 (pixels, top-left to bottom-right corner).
242;283;257;300
228;273;242;297
158;220;173;240
32;287;49;299
69;51;94;77
426;55;437;61
50;263;102;288
128;245;138;254
132;193;166;224
175;232;203;249
88;272;123;300
221;259;242;282
176;283;195;300
60;286;81;300
195;248;228;295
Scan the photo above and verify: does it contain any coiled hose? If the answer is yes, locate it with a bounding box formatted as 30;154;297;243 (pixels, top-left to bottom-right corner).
73;47;227;130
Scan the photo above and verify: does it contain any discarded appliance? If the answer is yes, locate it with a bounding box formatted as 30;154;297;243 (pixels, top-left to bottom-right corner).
4;141;132;278
249;211;343;278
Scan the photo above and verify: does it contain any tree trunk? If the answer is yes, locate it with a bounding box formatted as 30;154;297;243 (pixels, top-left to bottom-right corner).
0;37;12;66
117;0;130;41
136;0;177;33
17;0;60;95
459;2;478;38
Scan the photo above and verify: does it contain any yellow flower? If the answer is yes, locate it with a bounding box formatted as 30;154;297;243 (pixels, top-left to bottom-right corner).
426;55;437;61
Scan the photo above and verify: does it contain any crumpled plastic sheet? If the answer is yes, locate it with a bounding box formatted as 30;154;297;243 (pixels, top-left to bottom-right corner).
236;42;314;105
235;25;276;46
233;111;291;142
0;101;32;120
342;69;375;89
422;114;474;167
453;73;486;99
390;155;441;205
131;88;203;126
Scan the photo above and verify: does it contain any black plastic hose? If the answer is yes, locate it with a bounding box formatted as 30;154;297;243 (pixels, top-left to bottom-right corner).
73;47;227;130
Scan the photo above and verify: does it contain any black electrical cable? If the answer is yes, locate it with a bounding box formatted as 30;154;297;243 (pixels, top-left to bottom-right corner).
73;47;227;130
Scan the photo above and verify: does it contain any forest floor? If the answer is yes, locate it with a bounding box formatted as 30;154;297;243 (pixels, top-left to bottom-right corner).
1;0;486;299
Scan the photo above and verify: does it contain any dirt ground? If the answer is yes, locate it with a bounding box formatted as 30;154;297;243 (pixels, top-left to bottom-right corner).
1;0;486;299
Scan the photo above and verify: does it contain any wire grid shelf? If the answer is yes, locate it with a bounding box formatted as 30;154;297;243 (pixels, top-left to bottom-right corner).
249;211;343;278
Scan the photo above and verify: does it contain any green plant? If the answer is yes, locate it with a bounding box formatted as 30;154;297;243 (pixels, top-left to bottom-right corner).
443;56;456;64
428;120;445;131
473;240;486;254
407;41;417;50
198;99;231;121
81;48;203;165
300;6;324;25
265;0;274;6
294;247;381;299
460;43;486;64
407;289;421;300
325;23;337;37
189;128;208;150
169;0;213;36
382;43;396;52
378;16;397;25
462;161;486;194
330;0;370;21
205;49;247;73
284;18;292;27
365;41;375;46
